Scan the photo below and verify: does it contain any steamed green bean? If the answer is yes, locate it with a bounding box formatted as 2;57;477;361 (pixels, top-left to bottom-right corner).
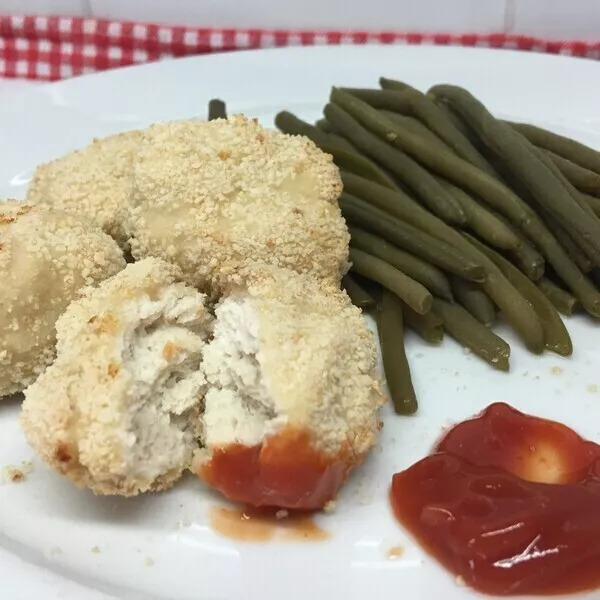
378;289;418;415
432;298;510;371
349;247;433;314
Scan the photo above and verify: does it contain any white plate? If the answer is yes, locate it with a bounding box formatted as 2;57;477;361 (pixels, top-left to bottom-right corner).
2;45;600;600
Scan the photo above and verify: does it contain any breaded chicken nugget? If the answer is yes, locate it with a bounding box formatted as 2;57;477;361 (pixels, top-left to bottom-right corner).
126;116;349;294
0;201;125;397
27;130;142;247
21;258;212;496
194;264;384;509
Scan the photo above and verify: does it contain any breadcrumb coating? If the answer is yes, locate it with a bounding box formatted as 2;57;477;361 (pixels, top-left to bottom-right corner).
195;264;385;508
0;200;125;396
126;116;349;294
26;130;142;247
20;258;212;496
205;262;384;455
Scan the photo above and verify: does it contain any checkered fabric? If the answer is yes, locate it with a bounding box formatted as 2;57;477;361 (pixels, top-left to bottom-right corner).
1;14;600;81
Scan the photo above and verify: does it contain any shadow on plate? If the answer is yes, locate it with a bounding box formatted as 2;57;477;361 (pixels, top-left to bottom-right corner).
0;393;24;415
31;469;209;526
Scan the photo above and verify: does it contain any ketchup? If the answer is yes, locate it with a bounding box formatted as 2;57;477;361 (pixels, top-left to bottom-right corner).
199;427;352;509
390;403;600;595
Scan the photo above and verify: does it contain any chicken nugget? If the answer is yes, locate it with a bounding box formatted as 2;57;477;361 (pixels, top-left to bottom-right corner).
0;201;125;397
126;116;348;294
21;258;213;496
194;264;384;509
27;130;142;247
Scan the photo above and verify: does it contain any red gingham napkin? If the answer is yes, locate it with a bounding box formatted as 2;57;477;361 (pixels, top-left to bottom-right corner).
1;14;600;81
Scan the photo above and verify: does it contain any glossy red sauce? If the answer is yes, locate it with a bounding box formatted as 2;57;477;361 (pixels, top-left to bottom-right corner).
391;402;600;595
199;427;351;509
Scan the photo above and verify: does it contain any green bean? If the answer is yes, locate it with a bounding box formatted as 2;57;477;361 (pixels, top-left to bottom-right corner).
537;277;580;316
332;148;398;189
276;110;348;150
208;99;227;120
590;269;600;289
340;182;544;352
340;173;545;345
349;247;432;314
379;77;418;93
275;110;397;189
342;172;491;280
352;273;384;306
382;79;500;173
343;86;492;172
342;274;375;308
430;98;503;178
509;236;546;282
435;98;600;276
382;108;500;180
380;111;449;149
532;143;599;220
507;121;600;176
327;92;600;316
315;118;333;133
460;239;545;353
341;171;489;264
432;96;474;139
340;192;484;281
528;144;600;266
327;132;357;152
450;277;496;326
432;298;510;370
341;171;460;240
582;192;600;217
543;211;593;272
430;85;600;252
377;289;418;415
528;140;600;261
444;162;545;278
546;150;600;194
559;217;600;267
349;225;454;301
401;301;444;344
328;104;466;225
437;178;521;250
468;235;573;356
329;91;527;222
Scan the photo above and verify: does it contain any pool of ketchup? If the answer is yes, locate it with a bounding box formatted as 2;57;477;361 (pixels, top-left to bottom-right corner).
390;402;600;596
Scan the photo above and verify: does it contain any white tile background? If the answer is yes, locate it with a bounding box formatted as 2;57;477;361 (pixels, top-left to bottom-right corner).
0;0;598;40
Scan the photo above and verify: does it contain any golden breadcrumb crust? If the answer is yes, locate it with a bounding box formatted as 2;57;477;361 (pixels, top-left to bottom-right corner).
200;262;385;461
0;200;125;396
20;258;211;496
242;263;384;458
26;130;142;247
126;116;349;294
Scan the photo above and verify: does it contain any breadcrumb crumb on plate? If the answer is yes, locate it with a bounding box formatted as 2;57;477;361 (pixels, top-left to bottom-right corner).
0;200;125;397
20;258;212;496
2;460;33;483
126;116;349;294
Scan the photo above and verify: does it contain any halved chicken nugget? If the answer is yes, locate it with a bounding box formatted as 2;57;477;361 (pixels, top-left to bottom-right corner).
126;116;349;294
27;130;142;247
20;258;212;496
0;200;125;397
194;264;384;509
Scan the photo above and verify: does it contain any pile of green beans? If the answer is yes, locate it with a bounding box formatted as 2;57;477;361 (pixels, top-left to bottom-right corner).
273;81;600;416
